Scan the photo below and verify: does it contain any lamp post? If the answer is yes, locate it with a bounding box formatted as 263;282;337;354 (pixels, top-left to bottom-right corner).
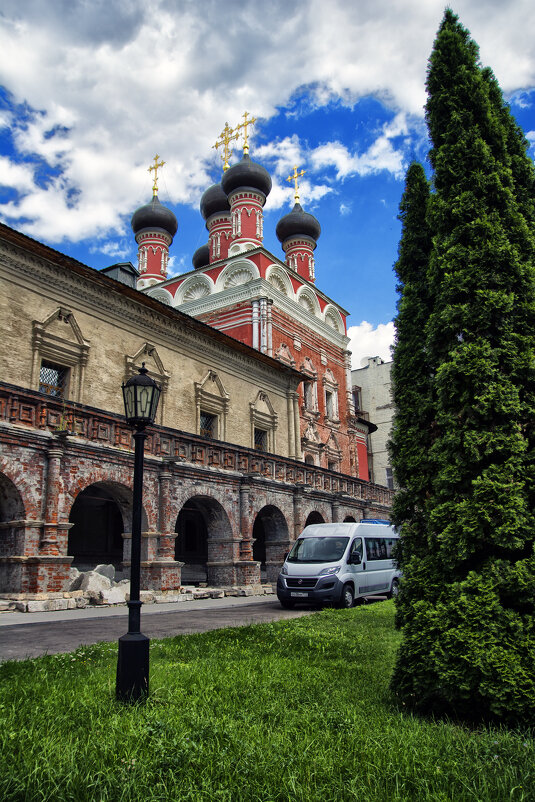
116;363;161;702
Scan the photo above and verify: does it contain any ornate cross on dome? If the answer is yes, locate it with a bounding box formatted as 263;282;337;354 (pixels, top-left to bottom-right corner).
148;154;165;196
213;122;239;172
287;165;306;202
236;111;257;155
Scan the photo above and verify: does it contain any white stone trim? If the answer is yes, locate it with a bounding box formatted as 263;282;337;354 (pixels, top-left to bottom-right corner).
174;273;215;305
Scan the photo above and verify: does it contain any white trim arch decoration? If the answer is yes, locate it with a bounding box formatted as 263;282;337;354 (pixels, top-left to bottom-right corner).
146;287;173;306
175;273;214;305
215;259;259;292
296;286;321;317
323;304;344;333
265;264;294;298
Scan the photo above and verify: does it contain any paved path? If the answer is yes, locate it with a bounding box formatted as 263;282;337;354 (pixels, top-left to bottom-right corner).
0;596;315;662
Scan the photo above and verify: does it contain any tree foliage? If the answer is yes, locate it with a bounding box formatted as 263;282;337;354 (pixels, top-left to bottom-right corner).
390;9;535;726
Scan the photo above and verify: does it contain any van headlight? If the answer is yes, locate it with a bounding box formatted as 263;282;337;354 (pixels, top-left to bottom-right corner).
319;566;341;576
281;564;289;575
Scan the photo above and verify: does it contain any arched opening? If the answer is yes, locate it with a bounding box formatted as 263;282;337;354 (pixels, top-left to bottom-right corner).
175;499;208;585
175;496;233;587
305;511;325;526
68;483;128;571
252;505;289;583
344;515;357;522
0;473;26;593
304;454;315;465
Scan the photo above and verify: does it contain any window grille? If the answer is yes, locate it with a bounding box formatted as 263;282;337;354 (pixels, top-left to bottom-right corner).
200;411;216;439
254;428;267;451
39;362;68;398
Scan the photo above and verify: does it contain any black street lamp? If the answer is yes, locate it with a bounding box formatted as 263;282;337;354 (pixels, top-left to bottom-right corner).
116;363;161;702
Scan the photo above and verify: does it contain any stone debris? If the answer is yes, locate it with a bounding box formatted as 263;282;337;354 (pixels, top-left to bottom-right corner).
0;566;276;613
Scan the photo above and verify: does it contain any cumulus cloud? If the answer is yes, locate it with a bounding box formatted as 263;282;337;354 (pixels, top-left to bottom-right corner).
347;320;395;369
310;113;411;180
0;0;533;243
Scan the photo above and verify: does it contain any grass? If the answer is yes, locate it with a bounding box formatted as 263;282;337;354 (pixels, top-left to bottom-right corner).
0;601;533;801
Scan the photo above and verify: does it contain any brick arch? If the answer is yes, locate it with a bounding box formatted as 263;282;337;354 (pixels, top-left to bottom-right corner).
0;470;27;523
174;491;236;586
304;509;326;526
0;472;28;576
65;477;147;534
0;460;36;522
252;504;290;583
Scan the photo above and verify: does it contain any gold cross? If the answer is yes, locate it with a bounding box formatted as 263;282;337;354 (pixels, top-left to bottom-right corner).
236;111;257;155
286;165;306;202
213;122;239;171
148;154;165;196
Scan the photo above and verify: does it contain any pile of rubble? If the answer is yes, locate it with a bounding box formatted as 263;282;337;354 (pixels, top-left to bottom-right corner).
0;564;274;613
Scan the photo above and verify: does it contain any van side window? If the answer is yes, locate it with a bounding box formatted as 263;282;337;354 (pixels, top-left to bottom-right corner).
350;538;362;559
365;537;388;560
385;538;395;558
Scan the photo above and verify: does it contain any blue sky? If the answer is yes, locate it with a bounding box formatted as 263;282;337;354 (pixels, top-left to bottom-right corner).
0;0;534;366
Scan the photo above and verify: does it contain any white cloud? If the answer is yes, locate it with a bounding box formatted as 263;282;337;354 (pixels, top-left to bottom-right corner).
0;0;533;243
310;113;411;180
347;320;395;369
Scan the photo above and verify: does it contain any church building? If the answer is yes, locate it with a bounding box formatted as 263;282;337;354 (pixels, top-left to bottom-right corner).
0;119;393;598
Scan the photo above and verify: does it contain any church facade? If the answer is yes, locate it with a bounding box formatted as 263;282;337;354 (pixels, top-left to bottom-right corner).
0;139;393;597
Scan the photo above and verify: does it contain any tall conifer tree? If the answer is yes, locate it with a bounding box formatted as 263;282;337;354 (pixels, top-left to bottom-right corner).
391;10;535;724
389;163;434;626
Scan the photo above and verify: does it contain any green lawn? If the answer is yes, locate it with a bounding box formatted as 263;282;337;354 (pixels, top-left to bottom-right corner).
1;601;533;801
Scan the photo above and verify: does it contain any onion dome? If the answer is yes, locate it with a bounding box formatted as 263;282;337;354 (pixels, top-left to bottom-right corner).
131;195;178;238
221;154;272;199
200;183;230;221
192;243;210;269
276;202;321;245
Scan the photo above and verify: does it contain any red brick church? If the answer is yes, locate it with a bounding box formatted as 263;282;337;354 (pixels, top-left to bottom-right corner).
0;118;391;597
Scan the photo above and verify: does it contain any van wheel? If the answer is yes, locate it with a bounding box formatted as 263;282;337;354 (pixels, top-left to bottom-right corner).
387;579;399;600
279;599;295;609
339;584;354;609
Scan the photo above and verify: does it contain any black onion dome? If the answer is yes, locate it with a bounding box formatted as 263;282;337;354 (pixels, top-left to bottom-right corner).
192;243;210;269
221;154;272;198
131;195;178;238
276;202;321;244
200;183;230;221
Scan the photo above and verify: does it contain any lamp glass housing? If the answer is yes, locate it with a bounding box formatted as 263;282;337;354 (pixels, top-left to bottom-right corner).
122;365;161;426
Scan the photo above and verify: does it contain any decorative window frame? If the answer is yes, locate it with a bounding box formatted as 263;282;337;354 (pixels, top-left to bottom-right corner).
300;357;318;416
31;308;90;403
322;369;340;423
324;432;342;472
301;420;322;463
249;390;278;453
195;371;230;441
125;343;170;426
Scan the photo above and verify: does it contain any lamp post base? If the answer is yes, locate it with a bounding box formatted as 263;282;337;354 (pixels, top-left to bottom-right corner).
116;632;150;702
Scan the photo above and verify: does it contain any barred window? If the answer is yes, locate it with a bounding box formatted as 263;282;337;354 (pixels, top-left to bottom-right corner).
254;428;267;451
39;361;69;398
200;411;216;439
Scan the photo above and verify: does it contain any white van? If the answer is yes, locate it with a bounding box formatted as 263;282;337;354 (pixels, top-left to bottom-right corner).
276;520;400;609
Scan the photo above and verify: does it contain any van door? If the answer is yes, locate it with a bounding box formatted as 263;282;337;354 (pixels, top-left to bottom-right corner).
363;536;392;595
347;537;367;597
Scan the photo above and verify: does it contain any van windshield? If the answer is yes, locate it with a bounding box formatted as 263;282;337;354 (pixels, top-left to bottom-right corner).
287;537;349;563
